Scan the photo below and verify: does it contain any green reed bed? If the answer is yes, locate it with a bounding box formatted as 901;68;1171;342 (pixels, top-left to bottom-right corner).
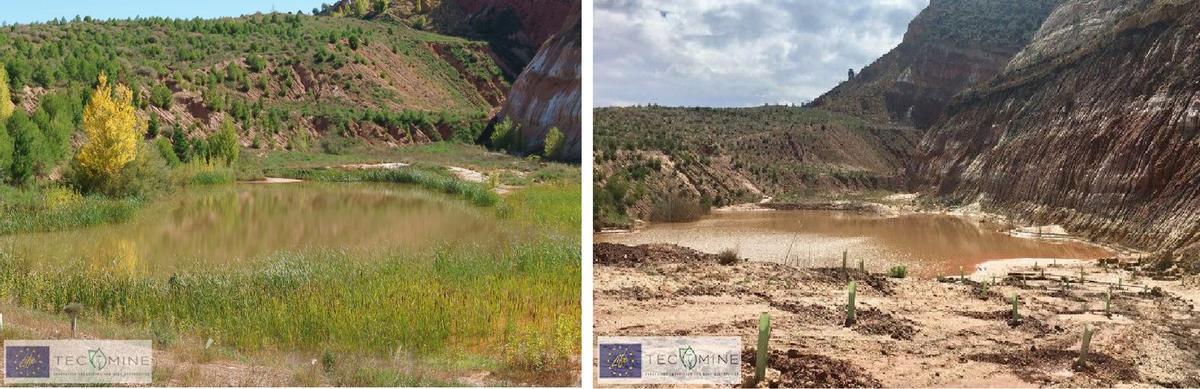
0;239;579;369
0;186;143;235
276;166;500;207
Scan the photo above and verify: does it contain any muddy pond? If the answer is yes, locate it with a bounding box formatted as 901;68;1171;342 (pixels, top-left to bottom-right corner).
0;182;503;276
595;210;1114;276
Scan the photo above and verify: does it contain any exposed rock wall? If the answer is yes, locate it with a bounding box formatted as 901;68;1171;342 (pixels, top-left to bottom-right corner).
913;0;1200;254
810;0;1059;129
450;0;576;78
1004;0;1151;72
492;2;581;161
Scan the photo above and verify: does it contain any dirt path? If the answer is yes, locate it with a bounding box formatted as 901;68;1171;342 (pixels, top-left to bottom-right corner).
594;243;1200;387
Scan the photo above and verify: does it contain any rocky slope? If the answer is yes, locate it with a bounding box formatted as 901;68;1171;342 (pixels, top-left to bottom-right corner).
491;2;581;162
913;0;1200;267
810;0;1060;129
323;0;575;78
1004;0;1152;72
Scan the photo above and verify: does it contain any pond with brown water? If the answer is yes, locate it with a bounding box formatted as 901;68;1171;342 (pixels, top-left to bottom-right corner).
0;182;503;276
595;210;1114;276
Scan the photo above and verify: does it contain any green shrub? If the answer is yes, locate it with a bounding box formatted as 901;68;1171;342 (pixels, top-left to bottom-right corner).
150;84;173;108
108;141;172;198
246;54;267;73
154;137;181;166
649;192;709;223
322;350;336;373
887;265;908;278
319;136;357;155
490;118;516;152
208;119;240;166
543;127;564;159
717;248;739;265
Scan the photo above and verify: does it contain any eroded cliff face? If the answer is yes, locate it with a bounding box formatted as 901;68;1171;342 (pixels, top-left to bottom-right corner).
325;0;574;78
1004;0;1151;72
493;3;581;161
450;0;576;78
913;0;1200;259
810;0;1059;129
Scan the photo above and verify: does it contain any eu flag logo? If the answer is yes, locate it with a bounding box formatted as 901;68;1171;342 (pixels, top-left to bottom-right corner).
5;346;50;378
598;343;641;378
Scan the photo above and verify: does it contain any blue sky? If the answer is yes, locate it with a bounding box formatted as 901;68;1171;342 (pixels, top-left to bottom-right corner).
595;0;929;107
0;1;328;25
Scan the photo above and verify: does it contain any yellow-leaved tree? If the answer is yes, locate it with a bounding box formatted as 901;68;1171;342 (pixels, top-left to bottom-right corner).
77;73;144;182
0;64;14;123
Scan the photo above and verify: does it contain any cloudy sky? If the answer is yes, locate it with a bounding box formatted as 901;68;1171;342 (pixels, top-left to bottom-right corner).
595;0;928;107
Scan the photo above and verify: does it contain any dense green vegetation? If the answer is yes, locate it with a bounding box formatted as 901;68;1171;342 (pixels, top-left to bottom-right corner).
0;10;504;161
594;105;918;227
912;0;1060;51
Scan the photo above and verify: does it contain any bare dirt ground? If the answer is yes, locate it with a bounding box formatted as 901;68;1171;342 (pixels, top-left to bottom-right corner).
593;243;1200;388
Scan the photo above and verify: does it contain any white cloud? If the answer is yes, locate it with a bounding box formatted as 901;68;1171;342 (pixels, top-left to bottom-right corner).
595;0;928;107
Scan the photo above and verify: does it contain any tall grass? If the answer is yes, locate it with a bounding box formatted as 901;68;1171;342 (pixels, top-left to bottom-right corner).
0;240;579;367
277;167;499;207
170;161;236;186
0;187;143;236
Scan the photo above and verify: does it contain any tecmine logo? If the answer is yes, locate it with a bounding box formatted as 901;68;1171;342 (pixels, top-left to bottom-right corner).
54;347;151;370
647;345;737;369
5;340;153;384
88;349;108;370
678;346;699;370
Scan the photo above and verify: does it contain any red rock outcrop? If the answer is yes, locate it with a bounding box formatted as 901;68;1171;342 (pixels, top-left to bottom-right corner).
913;0;1200;255
491;2;580;161
810;0;1059;129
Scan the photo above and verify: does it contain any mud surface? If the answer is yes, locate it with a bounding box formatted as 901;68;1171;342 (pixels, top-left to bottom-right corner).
594;243;1200;387
740;349;883;388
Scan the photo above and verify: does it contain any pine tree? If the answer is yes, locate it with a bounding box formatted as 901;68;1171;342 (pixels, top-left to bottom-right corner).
172;128;191;162
7;111;46;185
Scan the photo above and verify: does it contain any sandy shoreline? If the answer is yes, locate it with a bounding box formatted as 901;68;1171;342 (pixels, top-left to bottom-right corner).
593;243;1199;387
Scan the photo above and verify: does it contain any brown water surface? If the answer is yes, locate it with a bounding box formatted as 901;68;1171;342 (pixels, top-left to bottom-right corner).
595;210;1113;276
1;182;501;276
